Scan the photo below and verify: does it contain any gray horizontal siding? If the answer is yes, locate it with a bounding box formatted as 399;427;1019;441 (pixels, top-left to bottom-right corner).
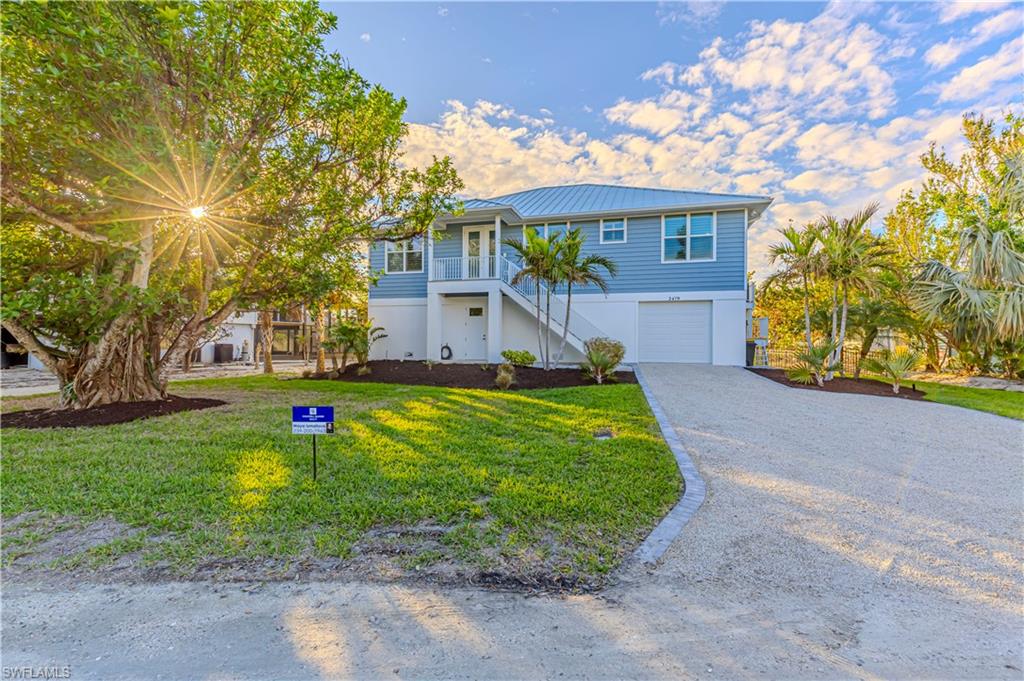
368;242;427;299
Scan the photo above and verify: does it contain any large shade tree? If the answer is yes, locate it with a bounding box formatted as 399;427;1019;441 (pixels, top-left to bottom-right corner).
1;1;461;407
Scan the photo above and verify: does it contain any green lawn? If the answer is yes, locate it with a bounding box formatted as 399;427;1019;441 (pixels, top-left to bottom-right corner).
2;376;680;584
897;378;1024;420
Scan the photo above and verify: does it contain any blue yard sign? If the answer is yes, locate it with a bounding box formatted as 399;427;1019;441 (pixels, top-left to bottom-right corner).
291;406;335;434
292;406;335;481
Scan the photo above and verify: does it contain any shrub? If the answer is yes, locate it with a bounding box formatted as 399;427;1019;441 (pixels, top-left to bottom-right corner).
864;348;921;393
581;337;625;384
501;349;537;366
786;340;840;387
495;362;516;389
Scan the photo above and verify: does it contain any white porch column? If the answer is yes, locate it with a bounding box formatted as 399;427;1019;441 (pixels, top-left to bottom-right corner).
427;224;435;281
493;214;502;267
487;287;503;363
426;292;442;361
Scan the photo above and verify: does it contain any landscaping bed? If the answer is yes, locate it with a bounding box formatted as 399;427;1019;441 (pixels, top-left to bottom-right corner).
311;359;637;389
2;375;679;592
2;396;226;429
748;368;926;400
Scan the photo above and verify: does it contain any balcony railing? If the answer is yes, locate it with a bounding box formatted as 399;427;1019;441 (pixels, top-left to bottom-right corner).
430;256;497;281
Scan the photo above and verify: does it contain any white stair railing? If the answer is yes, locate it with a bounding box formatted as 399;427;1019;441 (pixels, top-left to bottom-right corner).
498;256;607;350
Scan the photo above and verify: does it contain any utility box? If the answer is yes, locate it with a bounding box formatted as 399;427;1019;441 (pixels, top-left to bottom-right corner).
213;343;234;364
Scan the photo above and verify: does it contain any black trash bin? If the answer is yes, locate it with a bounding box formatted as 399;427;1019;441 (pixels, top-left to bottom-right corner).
213;343;234;363
745;341;756;366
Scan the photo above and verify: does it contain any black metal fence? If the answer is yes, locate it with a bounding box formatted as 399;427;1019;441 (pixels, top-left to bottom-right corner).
751;345;886;376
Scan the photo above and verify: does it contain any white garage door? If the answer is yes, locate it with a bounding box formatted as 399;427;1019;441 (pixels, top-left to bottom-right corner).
638;301;712;363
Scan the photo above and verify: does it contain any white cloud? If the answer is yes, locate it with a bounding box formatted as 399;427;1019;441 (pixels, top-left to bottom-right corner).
925;7;1023;68
938;1;1011;24
935;35;1023;102
437;6;449;17
360;32;371;43
656;1;725;27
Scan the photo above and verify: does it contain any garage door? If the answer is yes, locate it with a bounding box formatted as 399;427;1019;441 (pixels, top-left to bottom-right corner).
638;301;712;363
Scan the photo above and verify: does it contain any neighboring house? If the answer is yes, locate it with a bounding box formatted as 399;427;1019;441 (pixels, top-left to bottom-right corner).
368;183;772;365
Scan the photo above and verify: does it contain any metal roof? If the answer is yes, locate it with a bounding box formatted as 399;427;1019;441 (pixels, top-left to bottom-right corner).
467;183;771;220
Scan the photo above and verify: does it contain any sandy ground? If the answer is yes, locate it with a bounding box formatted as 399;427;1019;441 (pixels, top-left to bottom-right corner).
3;364;1022;680
0;361;309;398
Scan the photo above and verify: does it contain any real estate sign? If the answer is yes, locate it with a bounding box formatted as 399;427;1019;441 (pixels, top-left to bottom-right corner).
291;406;335;435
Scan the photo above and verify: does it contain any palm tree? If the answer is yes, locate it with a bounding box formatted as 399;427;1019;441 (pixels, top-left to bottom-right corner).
817;203;888;377
503;227;562;369
552;228;617;368
766;222;820;352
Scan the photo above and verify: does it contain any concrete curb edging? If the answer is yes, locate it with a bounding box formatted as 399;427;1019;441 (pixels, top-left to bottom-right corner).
630;364;707;565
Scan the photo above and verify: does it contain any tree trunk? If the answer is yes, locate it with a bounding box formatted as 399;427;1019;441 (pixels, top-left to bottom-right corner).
853;327;878;380
802;275;813;353
544;287;553;370
535;283;544;369
69;331;165;409
554;284;573;369
260;310;275;374
312;308;326;374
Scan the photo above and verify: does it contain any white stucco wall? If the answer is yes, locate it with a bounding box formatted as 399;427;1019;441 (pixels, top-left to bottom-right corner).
368;299;427;360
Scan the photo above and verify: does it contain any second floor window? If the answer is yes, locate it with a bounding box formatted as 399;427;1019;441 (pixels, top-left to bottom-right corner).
662;213;715;263
385;238;423;273
601;218;626;243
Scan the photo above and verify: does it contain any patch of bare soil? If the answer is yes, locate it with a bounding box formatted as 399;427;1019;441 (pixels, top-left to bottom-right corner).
1;395;226;429
748;368;926;400
310;360;636;390
2;515;608;594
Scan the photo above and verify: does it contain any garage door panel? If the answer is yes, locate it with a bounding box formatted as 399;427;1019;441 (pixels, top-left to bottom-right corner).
638;301;711;363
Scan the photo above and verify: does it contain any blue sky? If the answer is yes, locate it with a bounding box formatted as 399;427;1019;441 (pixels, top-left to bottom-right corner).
323;1;1023;272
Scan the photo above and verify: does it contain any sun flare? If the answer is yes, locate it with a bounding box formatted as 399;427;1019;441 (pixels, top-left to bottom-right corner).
189;205;207;219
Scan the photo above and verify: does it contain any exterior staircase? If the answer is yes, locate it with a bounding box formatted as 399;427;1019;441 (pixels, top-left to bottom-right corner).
497;256;606;355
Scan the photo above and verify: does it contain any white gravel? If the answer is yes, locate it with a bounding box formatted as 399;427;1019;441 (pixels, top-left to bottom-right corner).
3;364;1021;679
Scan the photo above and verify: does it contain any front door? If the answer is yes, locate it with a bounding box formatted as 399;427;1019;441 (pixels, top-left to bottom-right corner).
464;227;496;278
464;306;486;360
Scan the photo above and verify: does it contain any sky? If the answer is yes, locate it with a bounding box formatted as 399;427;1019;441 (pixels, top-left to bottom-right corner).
323;1;1024;275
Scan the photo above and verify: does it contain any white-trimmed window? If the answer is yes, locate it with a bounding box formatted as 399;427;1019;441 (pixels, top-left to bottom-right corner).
662;212;715;263
384;238;423;273
600;218;627;244
523;223;568;241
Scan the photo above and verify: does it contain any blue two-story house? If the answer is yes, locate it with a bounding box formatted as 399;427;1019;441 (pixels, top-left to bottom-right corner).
368;183;772;365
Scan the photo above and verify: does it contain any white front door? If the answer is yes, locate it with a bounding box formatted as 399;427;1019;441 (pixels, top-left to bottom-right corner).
464;306;486;359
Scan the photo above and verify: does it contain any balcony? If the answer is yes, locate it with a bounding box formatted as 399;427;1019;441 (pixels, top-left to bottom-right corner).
430;256;498;281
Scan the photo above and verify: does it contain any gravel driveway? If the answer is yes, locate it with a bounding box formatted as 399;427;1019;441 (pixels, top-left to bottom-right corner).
3;365;1021;679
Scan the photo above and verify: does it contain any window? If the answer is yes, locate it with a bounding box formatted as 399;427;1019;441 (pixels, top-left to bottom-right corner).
523;223;568;241
384;238;423;273
600;218;627;244
662;212;715;263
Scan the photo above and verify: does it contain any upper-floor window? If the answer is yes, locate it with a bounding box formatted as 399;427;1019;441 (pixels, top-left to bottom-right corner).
384;238;423;273
524;223;568;241
662;212;715;263
600;218;627;244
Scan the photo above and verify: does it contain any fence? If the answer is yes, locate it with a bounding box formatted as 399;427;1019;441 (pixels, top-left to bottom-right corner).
752;345;887;376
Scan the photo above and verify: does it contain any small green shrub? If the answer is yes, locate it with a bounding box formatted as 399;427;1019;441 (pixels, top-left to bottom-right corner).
495;362;516;389
501;349;537;366
864;348;921;393
786;340;840;387
582;337;625;384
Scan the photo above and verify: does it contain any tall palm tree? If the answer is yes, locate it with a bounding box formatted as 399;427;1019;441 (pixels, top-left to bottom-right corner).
552;228;617;367
818;203;888;377
766;222;820;352
503;227;562;369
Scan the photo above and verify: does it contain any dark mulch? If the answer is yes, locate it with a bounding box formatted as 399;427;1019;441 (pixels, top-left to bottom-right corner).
310;360;636;390
2;396;226;430
748;368;926;400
